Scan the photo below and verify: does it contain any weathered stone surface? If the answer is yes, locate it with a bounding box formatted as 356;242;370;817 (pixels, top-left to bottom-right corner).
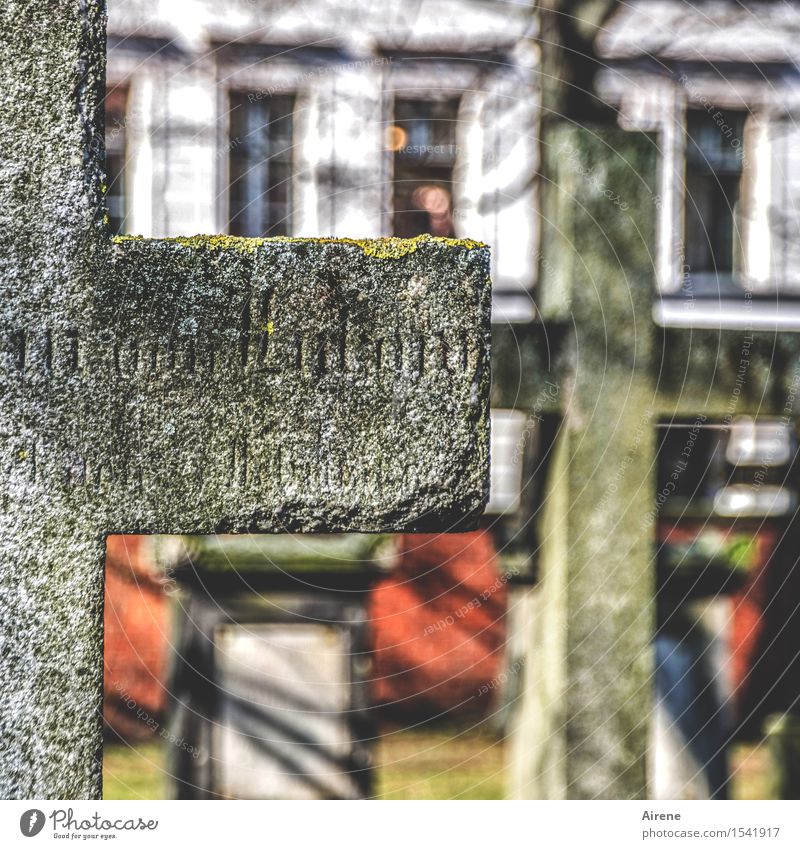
36;234;491;535
508;125;657;801
0;0;490;799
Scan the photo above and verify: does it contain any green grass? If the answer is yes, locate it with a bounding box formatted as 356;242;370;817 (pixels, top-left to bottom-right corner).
103;725;505;800
103;742;167;800
103;732;772;801
729;742;774;800
373;725;506;800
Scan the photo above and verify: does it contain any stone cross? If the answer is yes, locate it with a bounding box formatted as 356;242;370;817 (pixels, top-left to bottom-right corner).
0;0;490;798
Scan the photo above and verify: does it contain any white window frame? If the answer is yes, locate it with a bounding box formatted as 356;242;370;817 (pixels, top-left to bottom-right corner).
598;69;800;330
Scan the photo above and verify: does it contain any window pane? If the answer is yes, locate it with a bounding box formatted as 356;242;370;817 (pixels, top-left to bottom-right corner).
390;98;460;238
684;108;746;280
105;85;130;235
228;92;294;237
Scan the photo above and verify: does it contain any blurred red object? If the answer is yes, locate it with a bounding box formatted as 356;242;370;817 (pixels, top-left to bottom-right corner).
103;535;168;741
369;531;506;720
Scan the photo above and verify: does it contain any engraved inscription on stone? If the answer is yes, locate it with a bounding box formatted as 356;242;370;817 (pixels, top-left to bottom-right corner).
2;237;491;533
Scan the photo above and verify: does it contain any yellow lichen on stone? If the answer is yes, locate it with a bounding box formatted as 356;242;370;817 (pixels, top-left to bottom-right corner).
341;234;484;258
112;234;266;253
111;232;486;258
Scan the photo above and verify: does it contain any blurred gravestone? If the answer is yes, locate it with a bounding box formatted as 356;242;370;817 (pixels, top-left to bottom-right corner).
0;0;490;798
163;534;392;799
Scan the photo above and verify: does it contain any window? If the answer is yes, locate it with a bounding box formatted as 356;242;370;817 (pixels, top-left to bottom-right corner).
228;92;294;237
388;98;459;238
105;85;130;235
683;108;747;294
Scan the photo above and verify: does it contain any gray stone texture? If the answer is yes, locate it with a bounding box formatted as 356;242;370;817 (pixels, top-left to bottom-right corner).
508;125;658;800
0;0;490;798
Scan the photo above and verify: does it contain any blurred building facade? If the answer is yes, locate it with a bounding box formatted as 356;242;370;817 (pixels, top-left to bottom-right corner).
520;0;800;801
105;0;539;318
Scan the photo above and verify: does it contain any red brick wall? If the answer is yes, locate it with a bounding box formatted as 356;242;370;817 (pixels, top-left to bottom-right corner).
103;535;168;741
368;531;506;720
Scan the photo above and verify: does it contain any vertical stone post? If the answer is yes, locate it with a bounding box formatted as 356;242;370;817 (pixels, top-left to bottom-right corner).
0;0;107;798
510;125;659;798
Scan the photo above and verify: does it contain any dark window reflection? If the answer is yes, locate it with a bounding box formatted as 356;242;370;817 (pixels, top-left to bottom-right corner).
390;98;459;238
684;108;747;281
105;85;130;235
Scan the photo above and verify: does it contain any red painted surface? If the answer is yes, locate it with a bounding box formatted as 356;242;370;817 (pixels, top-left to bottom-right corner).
368;531;506;720
103;535;168;741
657;519;800;733
729;525;800;733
